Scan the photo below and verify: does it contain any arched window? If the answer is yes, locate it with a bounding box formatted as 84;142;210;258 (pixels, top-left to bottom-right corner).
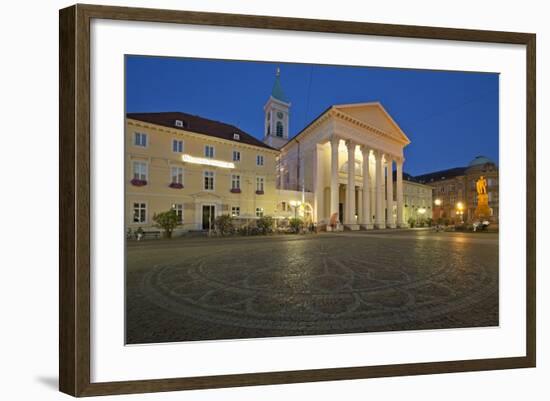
276;121;284;137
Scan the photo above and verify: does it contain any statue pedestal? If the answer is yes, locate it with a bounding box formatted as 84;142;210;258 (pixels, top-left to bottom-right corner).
475;193;492;220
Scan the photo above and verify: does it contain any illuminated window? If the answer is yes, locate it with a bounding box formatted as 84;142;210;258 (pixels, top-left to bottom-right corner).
231;206;240;217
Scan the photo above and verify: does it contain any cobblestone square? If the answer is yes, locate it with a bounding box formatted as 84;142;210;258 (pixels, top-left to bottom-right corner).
126;230;498;344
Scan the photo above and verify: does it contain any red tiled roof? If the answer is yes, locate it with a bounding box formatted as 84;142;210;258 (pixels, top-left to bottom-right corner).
127;112;277;151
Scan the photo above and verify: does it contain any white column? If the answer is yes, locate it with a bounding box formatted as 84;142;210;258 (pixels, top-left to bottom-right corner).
361;145;372;229
386;156;395;228
313;144;324;224
345;140;358;229
330;136;339;223
357;183;363;224
374;150;385;229
396;157;404;228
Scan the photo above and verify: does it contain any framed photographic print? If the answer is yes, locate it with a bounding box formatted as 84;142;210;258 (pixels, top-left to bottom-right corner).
59;4;536;397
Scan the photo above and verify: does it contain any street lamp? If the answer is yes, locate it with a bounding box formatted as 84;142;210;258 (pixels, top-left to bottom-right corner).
289;200;302;219
434;198;443;220
456;201;464;224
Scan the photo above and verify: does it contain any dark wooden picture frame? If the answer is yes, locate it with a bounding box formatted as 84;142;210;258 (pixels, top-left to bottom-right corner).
59;3;536;397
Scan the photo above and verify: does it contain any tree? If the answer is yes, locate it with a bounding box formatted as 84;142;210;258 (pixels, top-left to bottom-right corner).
152;209;181;238
256;216;274;235
407;216;416;228
214;214;234;236
289;217;303;233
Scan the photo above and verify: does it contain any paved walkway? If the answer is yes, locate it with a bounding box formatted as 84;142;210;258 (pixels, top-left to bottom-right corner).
126;230;498;344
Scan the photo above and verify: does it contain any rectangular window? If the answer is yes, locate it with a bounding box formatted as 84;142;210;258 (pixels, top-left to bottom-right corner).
233;150;241;162
205;145;215;158
171;166;183;184
256;176;265;192
231;174;240;190
172;139;183;153
172;203;184;223
133;202;146;223
255;207;264;218
204;171;214;190
132;161;147;180
231;206;240;217
256;155;264;166
134;132;147;147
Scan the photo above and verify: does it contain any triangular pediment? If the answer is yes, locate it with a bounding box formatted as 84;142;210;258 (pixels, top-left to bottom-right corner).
333;102;410;145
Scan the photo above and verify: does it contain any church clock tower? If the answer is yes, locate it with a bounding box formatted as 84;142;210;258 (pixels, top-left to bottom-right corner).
263;67;290;149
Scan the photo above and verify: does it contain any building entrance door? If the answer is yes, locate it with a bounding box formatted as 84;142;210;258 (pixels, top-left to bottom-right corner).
339;203;344;223
202;205;215;230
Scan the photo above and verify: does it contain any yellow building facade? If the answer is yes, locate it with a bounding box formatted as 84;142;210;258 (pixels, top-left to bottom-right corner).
125;113;305;233
400;176;433;225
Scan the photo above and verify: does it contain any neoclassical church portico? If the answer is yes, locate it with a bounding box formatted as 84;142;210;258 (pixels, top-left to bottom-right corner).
265;72;412;230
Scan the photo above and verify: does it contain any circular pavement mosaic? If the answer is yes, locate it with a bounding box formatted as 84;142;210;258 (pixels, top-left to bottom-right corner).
139;236;498;333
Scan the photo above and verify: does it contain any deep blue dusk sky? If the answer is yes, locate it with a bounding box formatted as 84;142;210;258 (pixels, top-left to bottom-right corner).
126;56;499;176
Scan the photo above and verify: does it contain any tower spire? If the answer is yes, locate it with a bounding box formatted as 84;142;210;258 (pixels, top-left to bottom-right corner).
271;67;288;103
263;66;291;149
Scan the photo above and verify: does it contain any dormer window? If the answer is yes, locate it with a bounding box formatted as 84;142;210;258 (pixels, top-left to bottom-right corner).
175;119;185;128
233;133;240;140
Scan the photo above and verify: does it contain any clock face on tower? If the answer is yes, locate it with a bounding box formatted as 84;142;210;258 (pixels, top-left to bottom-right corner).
277;111;284;119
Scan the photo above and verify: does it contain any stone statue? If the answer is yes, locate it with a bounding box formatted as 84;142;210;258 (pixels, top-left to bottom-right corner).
476;176;488;195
